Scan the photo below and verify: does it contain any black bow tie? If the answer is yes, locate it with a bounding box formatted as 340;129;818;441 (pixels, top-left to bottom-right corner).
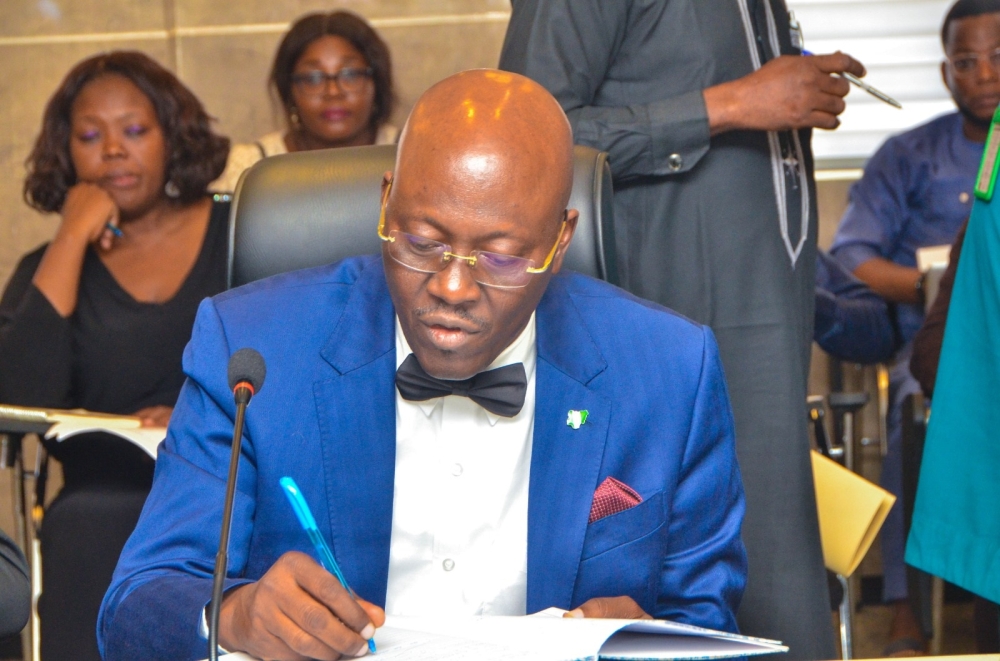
395;354;527;418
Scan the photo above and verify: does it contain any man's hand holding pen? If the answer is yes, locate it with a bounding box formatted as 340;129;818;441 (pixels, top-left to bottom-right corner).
218;551;384;661
704;51;868;135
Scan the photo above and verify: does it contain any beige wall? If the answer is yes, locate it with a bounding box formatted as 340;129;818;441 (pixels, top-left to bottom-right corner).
0;2;881;553
0;0;512;288
0;0;511;543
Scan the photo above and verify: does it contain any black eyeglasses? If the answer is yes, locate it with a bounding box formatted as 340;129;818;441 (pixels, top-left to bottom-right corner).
290;67;373;95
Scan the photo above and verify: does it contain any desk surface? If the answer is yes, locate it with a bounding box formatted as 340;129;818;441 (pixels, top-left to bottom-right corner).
0;420;51;436
218;654;1000;661
828;657;1000;661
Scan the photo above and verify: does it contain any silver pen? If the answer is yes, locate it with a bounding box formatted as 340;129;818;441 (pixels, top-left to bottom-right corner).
801;49;902;109
841;72;903;109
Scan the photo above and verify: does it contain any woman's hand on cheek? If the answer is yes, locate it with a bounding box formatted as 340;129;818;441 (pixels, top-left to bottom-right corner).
60;183;120;249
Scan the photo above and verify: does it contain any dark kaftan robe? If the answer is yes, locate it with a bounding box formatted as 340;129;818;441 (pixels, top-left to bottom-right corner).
500;2;833;657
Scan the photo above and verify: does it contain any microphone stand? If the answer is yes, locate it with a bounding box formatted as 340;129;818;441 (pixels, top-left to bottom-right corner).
208;384;252;661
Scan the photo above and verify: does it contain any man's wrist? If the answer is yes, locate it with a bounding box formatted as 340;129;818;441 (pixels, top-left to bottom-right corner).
202;582;251;653
704;83;741;136
199;605;230;655
215;584;245;653
914;271;927;305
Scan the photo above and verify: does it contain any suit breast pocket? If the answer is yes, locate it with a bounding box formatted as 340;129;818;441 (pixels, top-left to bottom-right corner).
580;490;665;561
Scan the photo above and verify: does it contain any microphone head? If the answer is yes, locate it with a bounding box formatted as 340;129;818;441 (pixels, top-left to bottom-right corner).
228;348;266;394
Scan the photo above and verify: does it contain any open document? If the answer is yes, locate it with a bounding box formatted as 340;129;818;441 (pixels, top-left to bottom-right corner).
45;420;165;459
0;403;164;458
216;609;786;661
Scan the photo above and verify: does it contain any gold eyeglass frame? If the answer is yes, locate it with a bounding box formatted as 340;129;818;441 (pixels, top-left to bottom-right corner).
376;179;567;280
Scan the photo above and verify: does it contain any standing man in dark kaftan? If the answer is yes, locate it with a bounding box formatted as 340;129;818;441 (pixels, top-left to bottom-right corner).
500;2;865;657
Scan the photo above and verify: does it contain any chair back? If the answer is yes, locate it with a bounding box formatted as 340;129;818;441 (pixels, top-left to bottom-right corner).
228;144;616;288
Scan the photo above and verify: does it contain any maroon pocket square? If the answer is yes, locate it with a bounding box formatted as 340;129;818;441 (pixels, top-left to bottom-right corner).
589;477;643;524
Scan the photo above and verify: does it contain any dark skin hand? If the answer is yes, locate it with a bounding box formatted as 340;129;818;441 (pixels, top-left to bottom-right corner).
220;552;384;660
853;258;923;305
134;405;172;428
705;51;866;135
220;70;642;657
565;596;653;620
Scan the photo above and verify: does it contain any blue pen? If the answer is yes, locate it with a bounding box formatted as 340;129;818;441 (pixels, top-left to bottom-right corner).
280;476;377;653
105;222;124;238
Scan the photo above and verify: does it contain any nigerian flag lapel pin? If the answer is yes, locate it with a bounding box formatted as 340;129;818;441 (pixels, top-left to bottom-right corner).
566;409;589;430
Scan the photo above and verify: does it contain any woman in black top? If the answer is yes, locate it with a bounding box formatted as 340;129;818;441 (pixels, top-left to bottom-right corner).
0;51;229;661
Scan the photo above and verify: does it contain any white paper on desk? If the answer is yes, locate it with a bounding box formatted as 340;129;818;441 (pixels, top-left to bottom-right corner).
216;609;785;661
44;421;165;459
916;244;951;272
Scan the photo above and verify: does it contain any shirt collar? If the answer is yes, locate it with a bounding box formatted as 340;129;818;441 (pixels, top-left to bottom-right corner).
394;312;537;425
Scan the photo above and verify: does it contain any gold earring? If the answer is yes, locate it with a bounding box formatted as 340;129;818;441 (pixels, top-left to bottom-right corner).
289;107;301;129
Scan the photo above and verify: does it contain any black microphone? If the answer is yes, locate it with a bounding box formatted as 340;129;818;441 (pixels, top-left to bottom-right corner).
208;348;266;661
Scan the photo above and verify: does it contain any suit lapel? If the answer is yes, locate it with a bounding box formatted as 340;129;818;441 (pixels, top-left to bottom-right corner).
310;266;611;610
527;276;611;612
314;258;397;606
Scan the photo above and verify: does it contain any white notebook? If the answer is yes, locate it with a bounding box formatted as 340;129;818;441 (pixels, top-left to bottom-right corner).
45;420;164;458
215;608;786;661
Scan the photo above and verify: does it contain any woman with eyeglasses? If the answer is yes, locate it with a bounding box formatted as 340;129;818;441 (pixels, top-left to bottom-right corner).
211;11;397;192
0;50;230;660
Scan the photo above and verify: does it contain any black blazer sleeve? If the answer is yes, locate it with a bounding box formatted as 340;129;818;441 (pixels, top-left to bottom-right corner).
0;528;30;637
0;246;76;407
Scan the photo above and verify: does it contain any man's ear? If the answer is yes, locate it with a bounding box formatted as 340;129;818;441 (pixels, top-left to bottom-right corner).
941;60;955;100
549;209;579;275
380;171;394;201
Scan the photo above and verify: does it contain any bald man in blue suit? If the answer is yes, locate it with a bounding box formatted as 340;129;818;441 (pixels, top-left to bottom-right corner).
99;71;746;661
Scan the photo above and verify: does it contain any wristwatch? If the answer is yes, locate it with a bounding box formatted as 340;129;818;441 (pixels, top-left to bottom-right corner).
914;271;927;305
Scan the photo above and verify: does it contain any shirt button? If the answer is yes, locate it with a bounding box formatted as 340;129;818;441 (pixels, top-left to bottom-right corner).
451;463;463;477
442;558;455;571
668;153;683;172
960;191;970;204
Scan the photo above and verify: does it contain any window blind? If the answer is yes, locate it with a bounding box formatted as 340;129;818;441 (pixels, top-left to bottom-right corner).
786;0;955;167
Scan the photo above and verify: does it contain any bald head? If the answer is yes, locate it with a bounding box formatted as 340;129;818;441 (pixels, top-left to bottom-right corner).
395;69;575;221
379;69;580;380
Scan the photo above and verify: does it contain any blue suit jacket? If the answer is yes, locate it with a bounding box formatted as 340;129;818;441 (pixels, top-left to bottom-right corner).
98;256;746;660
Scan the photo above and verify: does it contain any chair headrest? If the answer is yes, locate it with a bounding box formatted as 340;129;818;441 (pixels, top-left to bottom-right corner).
228;144;616;288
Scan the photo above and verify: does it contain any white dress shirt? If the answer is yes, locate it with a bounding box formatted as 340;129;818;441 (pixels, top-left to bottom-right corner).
385;313;537;617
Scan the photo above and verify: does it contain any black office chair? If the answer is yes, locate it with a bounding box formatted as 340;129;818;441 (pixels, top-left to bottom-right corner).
228;144;616;287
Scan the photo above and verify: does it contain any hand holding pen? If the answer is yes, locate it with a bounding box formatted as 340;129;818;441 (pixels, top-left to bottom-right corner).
705;51;868;134
214;550;384;659
211;478;383;660
802;50;901;108
281;477;377;654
